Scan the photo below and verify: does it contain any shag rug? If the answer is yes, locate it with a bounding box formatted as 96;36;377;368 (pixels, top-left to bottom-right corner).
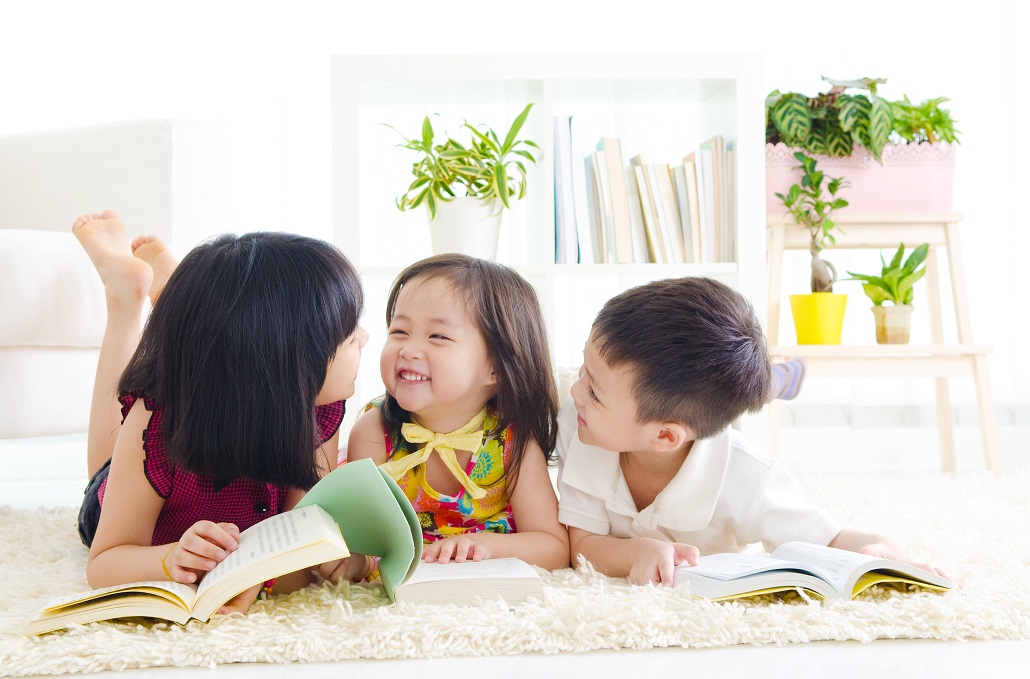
2;471;1029;677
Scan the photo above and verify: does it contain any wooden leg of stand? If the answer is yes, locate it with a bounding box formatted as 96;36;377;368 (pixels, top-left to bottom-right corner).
934;377;957;473
972;355;1002;478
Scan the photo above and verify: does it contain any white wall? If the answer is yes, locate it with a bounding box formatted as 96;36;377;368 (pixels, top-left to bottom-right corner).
2;0;1026;417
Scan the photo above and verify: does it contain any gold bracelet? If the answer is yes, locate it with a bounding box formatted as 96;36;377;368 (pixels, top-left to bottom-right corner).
365;555;381;583
160;542;178;581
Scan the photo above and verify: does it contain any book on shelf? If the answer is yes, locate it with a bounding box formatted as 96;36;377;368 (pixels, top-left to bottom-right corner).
26;459;422;635
694;144;718;262
653;162;687;263
723;144;736;262
568;115;595;264
552;115;579;264
699;135;733;262
623;163;649;264
595;138;636;264
670;164;699;264
395;557;544;606
674;541;952;602
586;150;615;263
629;158;665;263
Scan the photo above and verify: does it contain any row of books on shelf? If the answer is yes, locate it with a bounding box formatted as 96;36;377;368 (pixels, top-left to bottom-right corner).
554;116;736;265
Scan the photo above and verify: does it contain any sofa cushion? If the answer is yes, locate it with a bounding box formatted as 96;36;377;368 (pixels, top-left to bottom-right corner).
0;229;106;347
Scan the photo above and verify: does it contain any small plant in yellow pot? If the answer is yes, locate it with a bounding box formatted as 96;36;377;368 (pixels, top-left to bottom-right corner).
775;152;849;344
845;242;929;344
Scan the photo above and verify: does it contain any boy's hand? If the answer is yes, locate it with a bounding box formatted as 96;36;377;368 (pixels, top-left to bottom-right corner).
628;538;699;586
857;542;952;581
166;521;241;584
422;535;490;563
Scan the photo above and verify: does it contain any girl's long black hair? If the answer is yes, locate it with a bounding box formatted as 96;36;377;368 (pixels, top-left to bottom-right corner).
119;232;363;490
379;254;559;490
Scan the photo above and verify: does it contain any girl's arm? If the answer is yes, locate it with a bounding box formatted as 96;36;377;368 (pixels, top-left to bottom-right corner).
345;407;389;464
423;441;571;570
568;526;699;586
86;400;240;588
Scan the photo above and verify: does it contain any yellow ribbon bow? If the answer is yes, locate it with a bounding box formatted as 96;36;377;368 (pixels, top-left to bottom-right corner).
380;408;488;499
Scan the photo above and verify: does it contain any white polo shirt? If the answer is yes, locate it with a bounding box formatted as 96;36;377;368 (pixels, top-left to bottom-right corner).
555;401;839;554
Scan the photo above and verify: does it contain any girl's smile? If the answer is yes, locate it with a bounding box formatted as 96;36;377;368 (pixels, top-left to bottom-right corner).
380;276;496;433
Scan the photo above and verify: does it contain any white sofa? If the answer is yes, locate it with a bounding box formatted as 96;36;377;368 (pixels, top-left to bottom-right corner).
0;120;223;439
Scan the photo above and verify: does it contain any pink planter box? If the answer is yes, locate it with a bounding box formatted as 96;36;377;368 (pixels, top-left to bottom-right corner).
766;142;956;214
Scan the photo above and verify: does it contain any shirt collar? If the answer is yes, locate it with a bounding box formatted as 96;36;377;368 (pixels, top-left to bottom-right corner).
562;425;731;532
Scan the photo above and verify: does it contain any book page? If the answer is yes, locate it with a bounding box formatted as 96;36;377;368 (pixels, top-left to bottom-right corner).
197;505;343;600
403;557;539;585
770;542;880;593
772;541;952;596
39;579;197;613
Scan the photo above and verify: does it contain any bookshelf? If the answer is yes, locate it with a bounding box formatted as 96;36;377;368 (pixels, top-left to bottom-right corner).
331;53;765;432
765;213;1001;476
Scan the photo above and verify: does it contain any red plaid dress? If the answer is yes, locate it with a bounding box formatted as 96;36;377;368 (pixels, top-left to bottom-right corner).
93;392;345;546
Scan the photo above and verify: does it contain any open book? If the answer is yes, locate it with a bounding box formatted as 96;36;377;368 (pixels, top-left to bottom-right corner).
26;459;422;635
395;557;544;606
675;541;952;601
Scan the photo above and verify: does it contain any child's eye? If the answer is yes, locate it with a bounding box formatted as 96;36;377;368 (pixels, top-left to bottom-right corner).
389;329;408;337
429;333;450;341
587;386;599;403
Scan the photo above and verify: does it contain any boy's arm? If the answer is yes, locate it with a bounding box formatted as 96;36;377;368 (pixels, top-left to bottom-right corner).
828;528;948;578
569;526;698;586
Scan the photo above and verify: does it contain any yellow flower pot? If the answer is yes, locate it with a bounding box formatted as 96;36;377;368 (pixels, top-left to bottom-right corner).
789;293;847;345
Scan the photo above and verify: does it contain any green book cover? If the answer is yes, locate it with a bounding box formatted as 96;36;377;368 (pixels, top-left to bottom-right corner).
296;458;422;601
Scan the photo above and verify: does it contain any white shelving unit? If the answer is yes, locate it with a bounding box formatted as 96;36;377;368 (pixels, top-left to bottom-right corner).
331;53;766;437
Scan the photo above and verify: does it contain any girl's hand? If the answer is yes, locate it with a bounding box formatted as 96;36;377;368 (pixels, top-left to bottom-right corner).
314;554;372;583
422;535;490;563
216;583;263;615
165;521;241;584
628;538;699;586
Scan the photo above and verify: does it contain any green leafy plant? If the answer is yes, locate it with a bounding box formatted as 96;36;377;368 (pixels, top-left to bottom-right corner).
775;152;849;293
390;103;539;219
889;96;960;145
766;77;961;163
846;243;929;306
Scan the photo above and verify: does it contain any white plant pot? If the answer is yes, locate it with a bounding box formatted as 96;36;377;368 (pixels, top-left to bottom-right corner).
428;196;503;260
871;304;914;344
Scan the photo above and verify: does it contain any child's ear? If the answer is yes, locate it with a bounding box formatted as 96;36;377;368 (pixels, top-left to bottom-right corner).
653;422;692;452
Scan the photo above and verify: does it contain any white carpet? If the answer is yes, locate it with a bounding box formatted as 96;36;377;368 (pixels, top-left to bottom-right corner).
1;471;1029;677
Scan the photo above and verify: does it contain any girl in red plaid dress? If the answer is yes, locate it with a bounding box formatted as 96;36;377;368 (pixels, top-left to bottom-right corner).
72;210;369;613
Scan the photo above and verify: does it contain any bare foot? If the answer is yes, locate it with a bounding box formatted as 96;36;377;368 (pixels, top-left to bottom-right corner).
131;235;178;305
72;210;153;308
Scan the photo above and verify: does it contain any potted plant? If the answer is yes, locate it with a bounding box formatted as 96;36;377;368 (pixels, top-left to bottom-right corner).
845;243;929;344
765;77;961;214
390;103;539;260
775;152;849;344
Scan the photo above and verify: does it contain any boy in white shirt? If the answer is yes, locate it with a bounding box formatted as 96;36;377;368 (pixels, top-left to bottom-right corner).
557;277;944;586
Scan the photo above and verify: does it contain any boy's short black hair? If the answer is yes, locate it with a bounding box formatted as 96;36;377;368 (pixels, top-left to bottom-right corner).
591;276;770;439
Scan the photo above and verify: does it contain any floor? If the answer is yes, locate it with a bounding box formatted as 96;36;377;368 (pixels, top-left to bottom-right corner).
3;424;1028;677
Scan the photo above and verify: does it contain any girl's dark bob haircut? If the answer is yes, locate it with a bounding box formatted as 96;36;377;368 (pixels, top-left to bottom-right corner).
119;231;363;490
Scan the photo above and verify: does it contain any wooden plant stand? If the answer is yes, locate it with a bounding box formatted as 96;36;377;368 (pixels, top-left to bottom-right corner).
766;213;1001;476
